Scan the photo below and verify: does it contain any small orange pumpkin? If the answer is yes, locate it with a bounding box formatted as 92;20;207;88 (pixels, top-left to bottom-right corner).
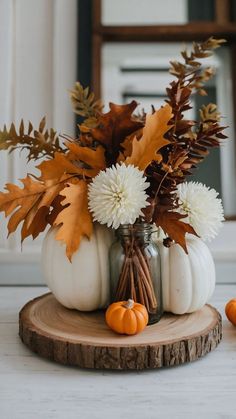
225;299;236;326
105;299;148;335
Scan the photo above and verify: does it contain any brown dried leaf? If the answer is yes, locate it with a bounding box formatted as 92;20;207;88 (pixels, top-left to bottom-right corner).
37;151;99;181
21;206;50;241
65;141;106;171
91;101;143;163
0;174;73;240
155;211;197;253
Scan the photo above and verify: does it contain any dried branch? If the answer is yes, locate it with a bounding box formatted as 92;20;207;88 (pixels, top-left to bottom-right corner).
143;38;227;248
170;37;226;94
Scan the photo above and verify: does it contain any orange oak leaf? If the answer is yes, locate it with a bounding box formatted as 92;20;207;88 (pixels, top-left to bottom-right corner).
20;175;74;241
156;211;197;253
0;174;74;240
91;101;143;162
37;151;99;181
45;176;81;227
117;129;143;162
0;177;45;235
45;195;66;226
65;141;106;171
21;206;50;241
53;181;93;261
124;104;173;171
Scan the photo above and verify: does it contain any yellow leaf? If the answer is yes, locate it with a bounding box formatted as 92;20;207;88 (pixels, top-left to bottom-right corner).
124;104;173;171
54;181;93;261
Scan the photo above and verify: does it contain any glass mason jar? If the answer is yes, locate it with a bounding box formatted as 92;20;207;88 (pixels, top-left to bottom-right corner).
109;223;163;324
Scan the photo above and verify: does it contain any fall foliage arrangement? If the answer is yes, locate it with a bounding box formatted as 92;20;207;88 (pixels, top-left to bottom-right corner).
0;38;226;322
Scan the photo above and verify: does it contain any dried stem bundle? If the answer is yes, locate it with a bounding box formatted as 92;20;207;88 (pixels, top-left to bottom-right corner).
115;241;157;314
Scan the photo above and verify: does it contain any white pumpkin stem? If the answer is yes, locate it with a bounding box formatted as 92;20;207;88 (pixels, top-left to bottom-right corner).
124;299;134;309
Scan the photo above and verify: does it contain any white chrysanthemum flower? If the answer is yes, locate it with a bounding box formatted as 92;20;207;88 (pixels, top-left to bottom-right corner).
88;163;150;229
176;181;224;241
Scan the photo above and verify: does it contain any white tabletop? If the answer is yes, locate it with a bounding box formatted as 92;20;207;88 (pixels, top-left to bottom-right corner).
0;285;236;419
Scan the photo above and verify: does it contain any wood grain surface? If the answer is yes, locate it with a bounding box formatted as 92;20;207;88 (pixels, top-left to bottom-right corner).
19;293;222;370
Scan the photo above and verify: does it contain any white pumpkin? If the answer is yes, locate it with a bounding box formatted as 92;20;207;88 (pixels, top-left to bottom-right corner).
41;224;113;311
157;235;215;314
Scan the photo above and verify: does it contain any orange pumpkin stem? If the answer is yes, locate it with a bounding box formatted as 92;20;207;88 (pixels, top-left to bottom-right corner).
123;299;134;309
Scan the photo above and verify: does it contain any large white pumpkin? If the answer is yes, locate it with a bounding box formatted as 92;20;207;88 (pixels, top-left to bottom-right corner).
157;235;215;314
41;224;113;311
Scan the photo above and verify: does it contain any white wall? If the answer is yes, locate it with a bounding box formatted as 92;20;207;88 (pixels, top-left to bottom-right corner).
0;0;77;284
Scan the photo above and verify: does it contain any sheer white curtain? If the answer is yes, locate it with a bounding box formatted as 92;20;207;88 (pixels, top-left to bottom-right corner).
0;0;77;284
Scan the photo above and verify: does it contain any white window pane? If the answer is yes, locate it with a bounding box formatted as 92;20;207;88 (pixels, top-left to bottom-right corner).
102;0;188;25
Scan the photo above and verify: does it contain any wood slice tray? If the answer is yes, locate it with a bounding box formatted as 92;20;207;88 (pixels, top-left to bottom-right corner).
19;293;222;370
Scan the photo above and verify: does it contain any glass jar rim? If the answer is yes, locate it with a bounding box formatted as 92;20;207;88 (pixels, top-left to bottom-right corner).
116;222;153;237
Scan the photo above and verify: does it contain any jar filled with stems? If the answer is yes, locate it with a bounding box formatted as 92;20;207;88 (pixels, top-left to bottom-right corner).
109;223;163;324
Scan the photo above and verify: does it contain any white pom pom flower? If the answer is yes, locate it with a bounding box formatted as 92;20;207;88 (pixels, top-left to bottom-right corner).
176;181;224;241
88;163;150;229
